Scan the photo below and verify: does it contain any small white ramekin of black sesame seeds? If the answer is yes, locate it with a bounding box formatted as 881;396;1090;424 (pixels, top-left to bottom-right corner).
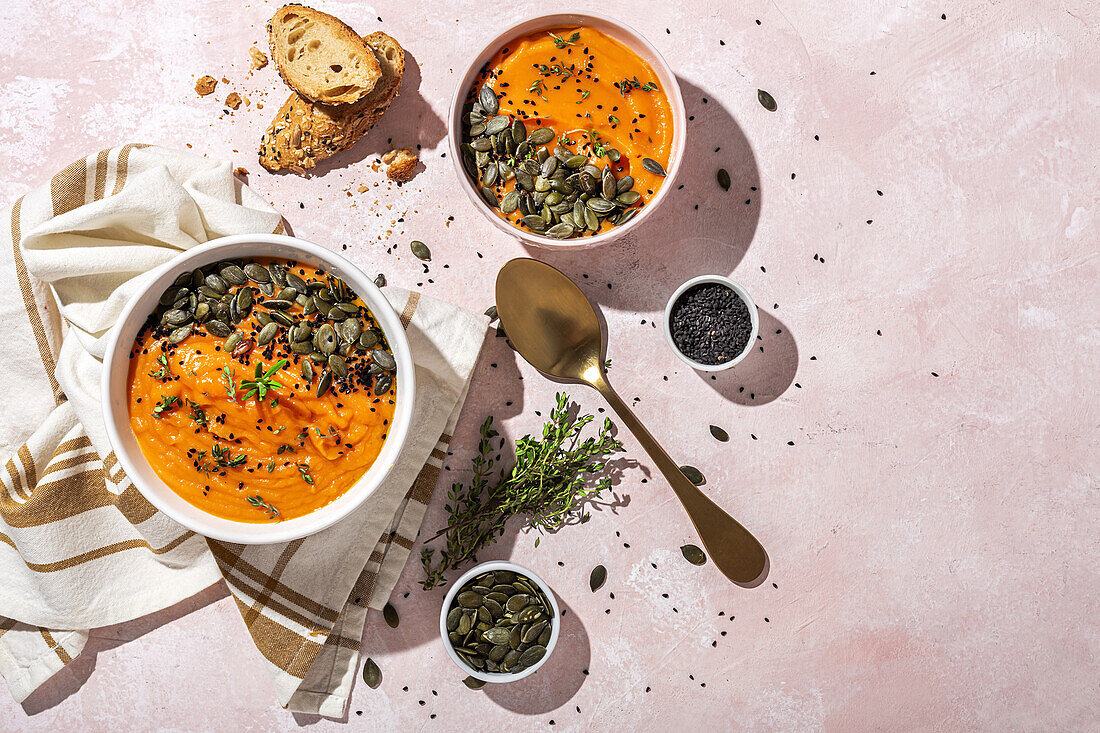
663;275;759;371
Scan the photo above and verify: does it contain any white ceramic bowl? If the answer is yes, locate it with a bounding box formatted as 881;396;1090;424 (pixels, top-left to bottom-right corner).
439;560;561;683
664;275;760;371
101;234;416;544
447;11;687;249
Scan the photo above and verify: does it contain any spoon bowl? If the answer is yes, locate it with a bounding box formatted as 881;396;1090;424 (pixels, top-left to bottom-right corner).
495;258;767;585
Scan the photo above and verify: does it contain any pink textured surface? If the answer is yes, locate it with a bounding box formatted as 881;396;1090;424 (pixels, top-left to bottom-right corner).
2;0;1097;730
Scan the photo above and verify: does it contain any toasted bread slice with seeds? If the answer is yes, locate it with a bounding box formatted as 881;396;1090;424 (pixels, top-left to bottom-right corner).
267;5;380;105
259;32;405;174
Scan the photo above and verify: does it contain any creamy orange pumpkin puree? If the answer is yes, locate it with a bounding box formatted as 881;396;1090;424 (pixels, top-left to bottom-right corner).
127;259;396;522
467;26;674;237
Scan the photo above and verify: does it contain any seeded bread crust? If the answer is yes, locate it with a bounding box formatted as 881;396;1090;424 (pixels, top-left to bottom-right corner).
259;32;405;174
267;4;381;105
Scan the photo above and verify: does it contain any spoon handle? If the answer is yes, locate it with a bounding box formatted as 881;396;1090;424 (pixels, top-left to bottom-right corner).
592;376;767;585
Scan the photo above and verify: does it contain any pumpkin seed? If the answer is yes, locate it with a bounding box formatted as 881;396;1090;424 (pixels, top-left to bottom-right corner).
301;359;314;382
681;544;708;566
315;324;337;355
484;115;509;136
710;425;730;442
328;354;348;378
590;564;607;592
717;168;731;191
587;197;616;214
463;676;486;690
480;186;499;208
271;310;293;327
315;369;332;398
546;222;575;239
362;657;382;689
262;298;293;311
479;84;498;115
383;602;399;628
447;607;462;631
642;157;667;176
205;319;233;337
679;465;706;485
372;349;396;371
482;627;510;646
168;325;192;343
527;127;554;146
219;264;247;285
269;263;287;286
359;331;379;349
518;645;546;667
285;271;307;292
374;373;393;396
500;190;520;213
373;273;386;288
616;190;641;206
458;591;483;608
326;306;348;322
757;88;777;112
617;175;635;193
410;240;431;261
224;332;243;352
243;263;270;283
204;273;228;294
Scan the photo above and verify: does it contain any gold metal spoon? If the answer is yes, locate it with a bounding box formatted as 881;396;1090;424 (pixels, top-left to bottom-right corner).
495;258;767;585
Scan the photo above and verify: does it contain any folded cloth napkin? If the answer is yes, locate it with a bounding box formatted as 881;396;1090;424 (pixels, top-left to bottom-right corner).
0;144;486;714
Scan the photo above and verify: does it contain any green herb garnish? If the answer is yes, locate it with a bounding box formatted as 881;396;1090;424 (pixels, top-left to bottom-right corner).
149;353;172;381
187;399;208;426
211;443;247;468
240;360;287;401
152;395;180;418
420;393;623;589
297;463;314;485
222;366;237;402
549;31;580;48
617;76;658;96
247;495;280;519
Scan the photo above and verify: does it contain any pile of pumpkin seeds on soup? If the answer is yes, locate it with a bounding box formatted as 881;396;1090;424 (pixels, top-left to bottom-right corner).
141;258;396;399
445;568;555;675
460;83;650;239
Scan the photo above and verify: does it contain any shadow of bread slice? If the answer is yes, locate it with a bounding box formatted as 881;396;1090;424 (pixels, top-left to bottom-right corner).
267;4;381;105
259;32;405;174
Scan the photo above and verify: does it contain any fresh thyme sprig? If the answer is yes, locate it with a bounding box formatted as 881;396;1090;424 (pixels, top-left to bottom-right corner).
240;360;287;401
616;75;658;96
187;399;208;427
222;365;237;403
149;353;172;381
549;31;580;48
152;395;180;418
247;495;280;519
420;393;623;589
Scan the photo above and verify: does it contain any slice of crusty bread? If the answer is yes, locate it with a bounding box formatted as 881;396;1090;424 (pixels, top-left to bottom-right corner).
267;5;381;105
259;32;405;174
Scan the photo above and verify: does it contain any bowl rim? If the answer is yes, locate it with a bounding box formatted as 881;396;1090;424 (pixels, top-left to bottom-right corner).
438;560;561;683
446;10;687;250
663;275;761;371
100;233;416;544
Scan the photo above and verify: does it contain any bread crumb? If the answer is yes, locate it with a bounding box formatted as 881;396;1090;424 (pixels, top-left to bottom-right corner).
249;47;269;69
358;185;369;193
195;76;217;96
234;167;249;176
221;76;230;84
385;148;418;182
225;92;242;110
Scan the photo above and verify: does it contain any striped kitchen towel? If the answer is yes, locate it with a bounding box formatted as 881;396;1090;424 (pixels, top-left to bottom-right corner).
0;144;486;715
